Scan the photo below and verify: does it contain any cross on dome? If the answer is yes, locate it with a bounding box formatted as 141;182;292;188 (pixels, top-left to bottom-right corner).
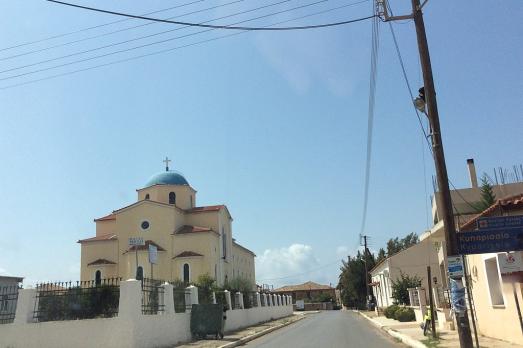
163;156;171;171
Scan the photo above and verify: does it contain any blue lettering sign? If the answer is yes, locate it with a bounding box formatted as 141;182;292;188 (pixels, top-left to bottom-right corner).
457;226;523;255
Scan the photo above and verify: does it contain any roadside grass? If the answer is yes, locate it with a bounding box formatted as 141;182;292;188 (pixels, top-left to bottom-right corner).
421;336;440;348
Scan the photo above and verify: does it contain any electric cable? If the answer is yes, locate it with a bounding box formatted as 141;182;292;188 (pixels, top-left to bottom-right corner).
47;0;375;31
0;3;372;90
0;0;245;62
0;0;205;52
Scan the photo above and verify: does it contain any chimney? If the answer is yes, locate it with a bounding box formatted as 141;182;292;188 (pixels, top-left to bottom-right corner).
467;158;478;188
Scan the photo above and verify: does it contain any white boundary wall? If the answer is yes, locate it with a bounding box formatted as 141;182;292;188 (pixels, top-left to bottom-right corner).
0;280;292;348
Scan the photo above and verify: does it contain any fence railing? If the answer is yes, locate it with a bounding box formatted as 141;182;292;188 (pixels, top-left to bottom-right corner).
0;285;21;324
243;292;257;308
172;287;191;313
141;278;165;315
33;278;120;322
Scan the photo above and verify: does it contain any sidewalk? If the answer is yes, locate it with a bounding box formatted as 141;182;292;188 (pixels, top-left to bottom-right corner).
174;312;309;348
358;310;523;348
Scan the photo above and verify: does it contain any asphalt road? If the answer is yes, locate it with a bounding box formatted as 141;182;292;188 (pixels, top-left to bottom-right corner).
243;311;402;348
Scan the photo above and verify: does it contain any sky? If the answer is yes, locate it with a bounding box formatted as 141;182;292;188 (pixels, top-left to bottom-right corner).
0;0;521;288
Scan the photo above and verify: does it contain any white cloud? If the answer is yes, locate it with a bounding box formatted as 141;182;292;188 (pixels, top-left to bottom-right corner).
256;244;335;288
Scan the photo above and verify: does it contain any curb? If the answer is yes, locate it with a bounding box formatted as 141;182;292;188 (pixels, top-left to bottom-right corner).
218;316;305;348
357;311;427;348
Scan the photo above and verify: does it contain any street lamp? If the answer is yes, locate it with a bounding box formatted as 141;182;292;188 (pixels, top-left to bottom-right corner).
413;87;426;113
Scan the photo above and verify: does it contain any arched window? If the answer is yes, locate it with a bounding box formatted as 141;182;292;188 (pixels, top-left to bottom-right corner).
183;263;190;284
136;266;144;281
169;192;176;205
145;194;150;200
95;270;102;286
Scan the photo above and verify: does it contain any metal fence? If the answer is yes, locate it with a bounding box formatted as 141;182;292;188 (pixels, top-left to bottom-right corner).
172;287;191;313
141;278;165;315
0;285;21;324
231;292;240;310
243;292;258;308
34;278;120;322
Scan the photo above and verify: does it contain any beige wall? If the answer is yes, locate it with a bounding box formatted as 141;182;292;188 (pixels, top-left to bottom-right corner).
466;252;523;345
137;185;196;210
80;241;118;281
232;243;256;289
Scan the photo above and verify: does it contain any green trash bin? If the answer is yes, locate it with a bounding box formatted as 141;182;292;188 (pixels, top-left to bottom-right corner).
190;304;226;339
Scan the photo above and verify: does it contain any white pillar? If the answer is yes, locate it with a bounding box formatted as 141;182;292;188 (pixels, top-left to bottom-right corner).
417;287;427;317
262;293;267;307
237;292;244;309
212;292;217;305
162;283;174;314
186;285;198;311
119;279;142;319
224;290;232;311
14;288;37;324
256;292;261;307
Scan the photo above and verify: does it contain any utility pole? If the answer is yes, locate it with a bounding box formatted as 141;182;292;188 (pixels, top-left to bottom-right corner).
378;0;474;346
362;235;370;305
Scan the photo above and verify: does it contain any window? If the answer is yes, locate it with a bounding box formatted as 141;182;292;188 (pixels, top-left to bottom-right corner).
222;227;227;259
136;266;144;281
169;192;176;205
485;257;504;306
141;220;150;230
95;270;102;286
145;194;150;200
183;263;190;284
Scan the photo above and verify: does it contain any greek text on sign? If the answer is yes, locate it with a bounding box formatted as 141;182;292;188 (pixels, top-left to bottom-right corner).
457;226;523;255
129;237;145;246
497;252;523;275
447;255;464;277
477;215;523;230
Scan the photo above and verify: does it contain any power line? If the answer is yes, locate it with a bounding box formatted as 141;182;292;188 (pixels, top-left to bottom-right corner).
0;0;244;62
0;0;293;75
359;8;380;237
0;0;206;52
47;0;375;31
0;3;371;90
0;1;373;83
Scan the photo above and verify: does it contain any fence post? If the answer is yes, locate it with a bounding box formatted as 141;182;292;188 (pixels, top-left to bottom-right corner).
119;279;142;319
14;288;37;324
163;282;174;315
256;292;261;307
224;290;232;311
186;285;198;311
273;294;277;306
237;292;244;309
212;291;217;304
262;293;267;307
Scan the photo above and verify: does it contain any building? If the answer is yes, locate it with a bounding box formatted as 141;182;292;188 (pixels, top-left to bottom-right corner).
370;236;441;308
78;163;255;288
458;194;523;345
272;281;336;303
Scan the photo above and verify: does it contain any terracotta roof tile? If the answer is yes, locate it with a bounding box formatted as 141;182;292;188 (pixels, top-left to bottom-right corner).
273;281;334;292
173;251;203;258
78;234;117;243
460;193;523;231
87;258;116;266
186;205;225;213
174;225;213;235
94;213;116;222
126;240;165;252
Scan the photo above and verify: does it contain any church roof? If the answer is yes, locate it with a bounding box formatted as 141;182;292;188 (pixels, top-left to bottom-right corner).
186;205;224;213
94;213;116;222
232;241;256;256
78;234;117;243
125;240;165;252
144;171;189;187
173;225;217;235
173;251;203;258
87;258;116;266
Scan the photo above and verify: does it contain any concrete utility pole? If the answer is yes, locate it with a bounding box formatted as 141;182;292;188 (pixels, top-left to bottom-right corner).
377;0;474;346
362;235;370;304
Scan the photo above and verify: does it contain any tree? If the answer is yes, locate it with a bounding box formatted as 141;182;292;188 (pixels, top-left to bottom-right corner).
391;272;422;305
376;248;387;263
337;250;376;309
386;233;419;256
195;273;217;304
477;174;496;212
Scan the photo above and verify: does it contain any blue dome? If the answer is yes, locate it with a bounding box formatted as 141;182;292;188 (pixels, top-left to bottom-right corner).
145;171;189;187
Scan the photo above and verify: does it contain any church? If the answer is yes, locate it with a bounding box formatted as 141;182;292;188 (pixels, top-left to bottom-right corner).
78;160;256;288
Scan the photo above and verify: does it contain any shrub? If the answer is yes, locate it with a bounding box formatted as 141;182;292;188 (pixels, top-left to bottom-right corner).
384;304;399;319
394;307;415;322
